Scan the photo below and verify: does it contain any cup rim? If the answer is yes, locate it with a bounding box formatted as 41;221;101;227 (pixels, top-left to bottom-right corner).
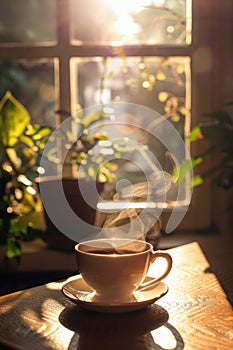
75;238;153;257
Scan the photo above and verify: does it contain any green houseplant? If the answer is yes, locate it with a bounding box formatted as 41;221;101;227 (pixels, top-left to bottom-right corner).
0;91;52;260
175;102;233;189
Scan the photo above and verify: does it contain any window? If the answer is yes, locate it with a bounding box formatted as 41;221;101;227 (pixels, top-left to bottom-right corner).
1;0;225;231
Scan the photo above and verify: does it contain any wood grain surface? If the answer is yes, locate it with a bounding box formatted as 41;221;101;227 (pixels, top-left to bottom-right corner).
0;242;232;350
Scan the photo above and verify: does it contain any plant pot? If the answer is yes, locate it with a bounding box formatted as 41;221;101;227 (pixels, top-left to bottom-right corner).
38;177;105;250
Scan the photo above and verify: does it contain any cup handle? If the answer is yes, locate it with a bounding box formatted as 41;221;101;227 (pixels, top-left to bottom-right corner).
138;251;172;291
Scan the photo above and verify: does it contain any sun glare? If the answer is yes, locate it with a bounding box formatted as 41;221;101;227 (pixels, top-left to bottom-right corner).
100;0;146;39
113;14;141;37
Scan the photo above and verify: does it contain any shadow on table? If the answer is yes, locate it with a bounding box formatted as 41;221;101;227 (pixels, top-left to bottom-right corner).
59;304;184;350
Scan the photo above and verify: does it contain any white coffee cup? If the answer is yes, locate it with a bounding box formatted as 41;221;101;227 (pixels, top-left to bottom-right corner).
75;238;172;303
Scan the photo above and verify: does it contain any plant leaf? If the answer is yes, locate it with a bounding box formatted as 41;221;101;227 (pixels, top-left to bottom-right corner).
82;111;108;128
0;91;30;147
190;175;204;186
189;126;202;141
173;159;192;184
32;126;52;140
6;148;21;169
19;134;35;147
174;156;202;184
6;237;22;259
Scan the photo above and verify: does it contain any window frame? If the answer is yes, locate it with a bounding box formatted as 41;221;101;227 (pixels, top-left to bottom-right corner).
0;0;224;232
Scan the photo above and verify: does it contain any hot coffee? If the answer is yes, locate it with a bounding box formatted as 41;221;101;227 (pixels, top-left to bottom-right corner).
78;239;148;255
86;250;137;255
75;238;173;303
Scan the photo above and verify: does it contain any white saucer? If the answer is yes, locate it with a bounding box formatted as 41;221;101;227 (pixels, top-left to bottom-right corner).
62;275;168;313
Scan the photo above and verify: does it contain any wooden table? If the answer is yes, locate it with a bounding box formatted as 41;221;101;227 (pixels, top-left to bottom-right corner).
0;242;232;350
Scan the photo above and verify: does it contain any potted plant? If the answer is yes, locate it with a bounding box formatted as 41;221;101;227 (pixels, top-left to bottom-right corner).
0;91;52;261
175;102;233;235
0;91;121;257
175;102;233;189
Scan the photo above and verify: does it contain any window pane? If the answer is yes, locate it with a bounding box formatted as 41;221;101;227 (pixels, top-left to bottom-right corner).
70;0;191;45
0;59;56;126
0;0;56;44
71;56;191;204
72;56;190;121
